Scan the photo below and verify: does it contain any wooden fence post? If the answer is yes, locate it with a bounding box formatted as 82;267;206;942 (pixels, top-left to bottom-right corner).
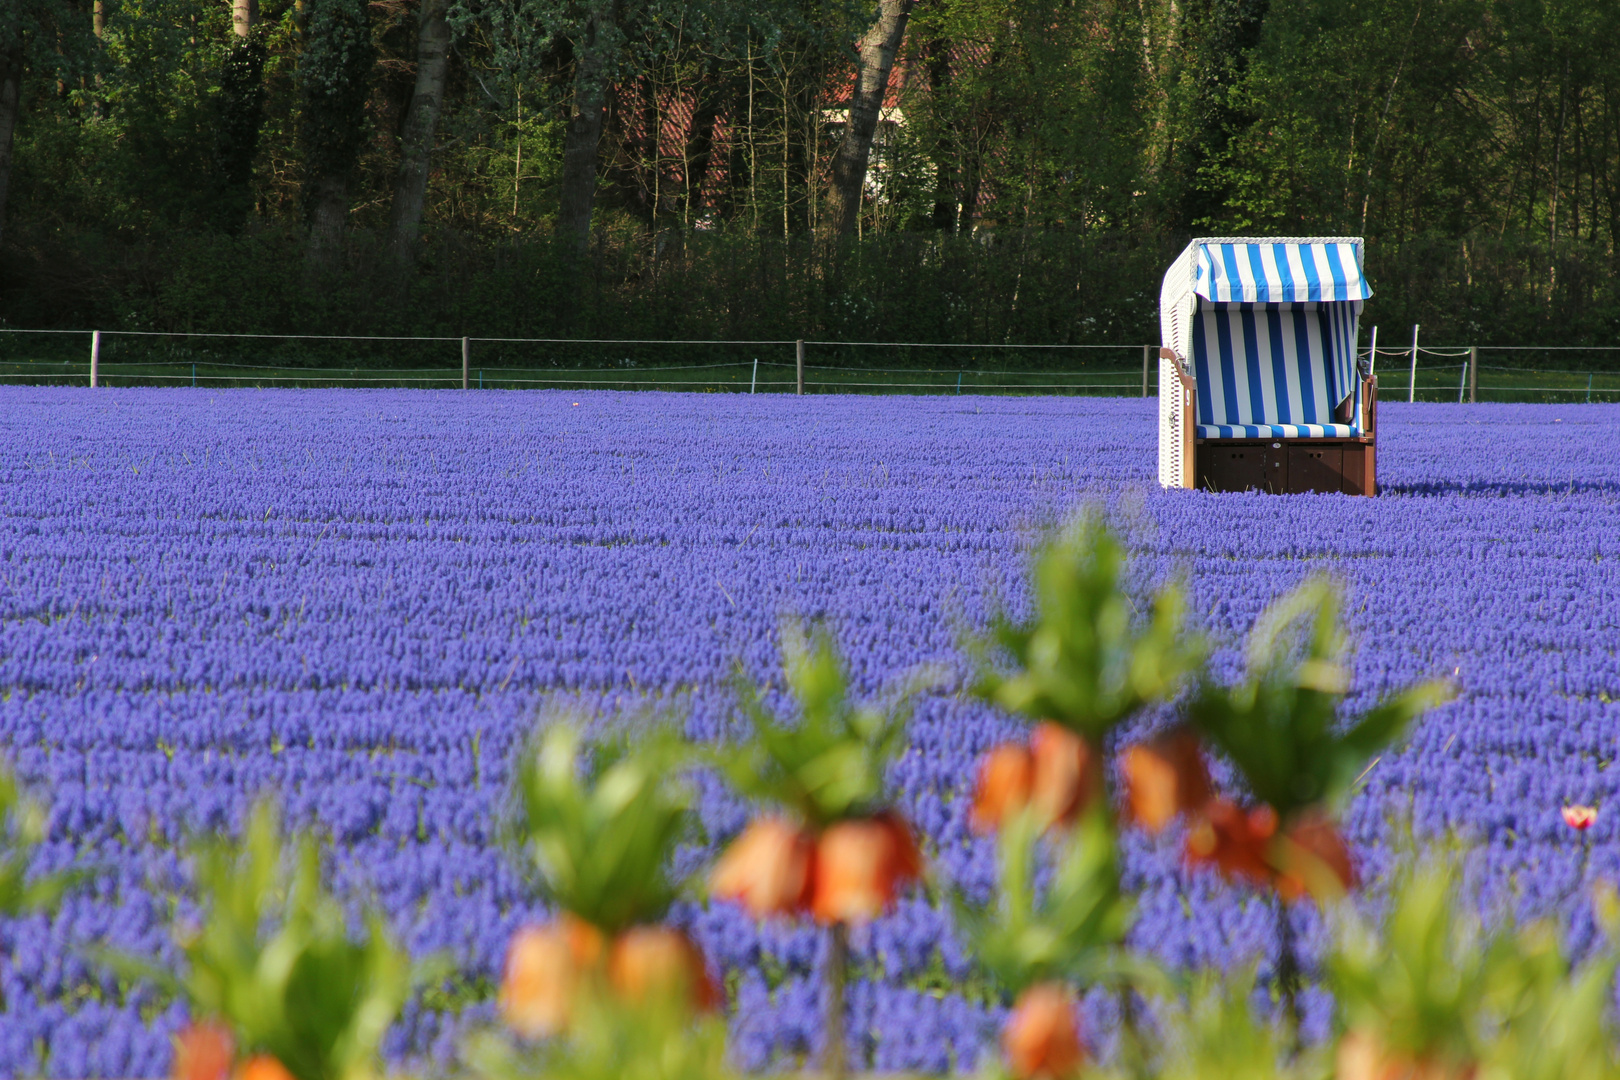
796;339;804;395
1408;323;1420;403
1142;344;1150;397
90;331;100;388
1468;346;1478;403
462;337;470;390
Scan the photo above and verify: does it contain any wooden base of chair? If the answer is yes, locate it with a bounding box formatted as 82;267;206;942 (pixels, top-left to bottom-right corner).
1193;438;1376;496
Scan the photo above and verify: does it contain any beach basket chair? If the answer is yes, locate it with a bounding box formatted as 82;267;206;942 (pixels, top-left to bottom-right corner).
1157;236;1377;496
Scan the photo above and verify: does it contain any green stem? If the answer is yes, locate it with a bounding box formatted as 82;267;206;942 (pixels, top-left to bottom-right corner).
1275;895;1302;1057
824;920;848;1080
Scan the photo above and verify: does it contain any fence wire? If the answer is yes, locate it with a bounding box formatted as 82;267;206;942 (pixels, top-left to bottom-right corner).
1;329;1616;401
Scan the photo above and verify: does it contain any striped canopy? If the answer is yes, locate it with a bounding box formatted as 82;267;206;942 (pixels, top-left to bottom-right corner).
1194;241;1371;304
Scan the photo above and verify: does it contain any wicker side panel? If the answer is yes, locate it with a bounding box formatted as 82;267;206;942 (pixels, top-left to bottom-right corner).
1159;356;1184;489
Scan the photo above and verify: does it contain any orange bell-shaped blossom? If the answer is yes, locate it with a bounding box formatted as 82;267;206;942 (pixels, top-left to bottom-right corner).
809;812;923;924
234;1058;297;1080
1185;799;1278;888
1002;983;1087;1080
710;817;816;918
1122;729;1212;833
970;723;1102;834
172;1021;234;1080
1273;812;1357;903
1337;1030;1477;1080
970;744;1035;833
608;925;721;1013
500;914;608;1038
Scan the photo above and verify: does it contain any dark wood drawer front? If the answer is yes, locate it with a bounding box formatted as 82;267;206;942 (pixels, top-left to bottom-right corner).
1287;445;1343;494
1201;444;1288;493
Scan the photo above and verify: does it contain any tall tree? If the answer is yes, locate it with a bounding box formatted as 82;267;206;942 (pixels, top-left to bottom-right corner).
214;0;269;230
1180;0;1270;229
822;0;912;238
299;0;376;266
387;0;453;261
0;39;19;251
556;0;621;252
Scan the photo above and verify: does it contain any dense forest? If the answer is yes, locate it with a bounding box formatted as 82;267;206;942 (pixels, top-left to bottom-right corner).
0;0;1616;357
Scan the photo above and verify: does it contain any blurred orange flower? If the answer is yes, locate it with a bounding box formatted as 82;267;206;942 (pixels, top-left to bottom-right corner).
970;744;1034;833
608;925;720;1013
1002;983;1086;1080
1564;805;1598;831
1122;729;1212;833
172;1021;234;1080
809;812;922;924
1274;812;1357;902
500;915;607;1038
1028;723;1102;831
234;1058;296;1080
710;817;815;918
969;724;1100;834
1337;1029;1476;1080
1185;799;1277;888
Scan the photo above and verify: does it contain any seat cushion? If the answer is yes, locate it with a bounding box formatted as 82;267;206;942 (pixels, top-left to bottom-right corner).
1197;423;1356;439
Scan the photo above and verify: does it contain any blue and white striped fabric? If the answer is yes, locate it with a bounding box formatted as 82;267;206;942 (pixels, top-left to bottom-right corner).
1194;242;1371;304
1190;300;1359;438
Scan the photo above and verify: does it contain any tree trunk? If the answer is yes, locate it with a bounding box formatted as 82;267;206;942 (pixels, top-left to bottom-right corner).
822;0;912;239
298;0;375;269
924;34;956;232
387;0;451;262
306;173;350;262
556;4;618;254
232;0;258;39
0;43;20;251
215;0;268;232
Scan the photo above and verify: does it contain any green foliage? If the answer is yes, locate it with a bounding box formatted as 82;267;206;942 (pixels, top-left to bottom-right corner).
512;723;694;933
1186;577;1453;820
1333;859;1620;1079
720;623;925;828
974;514;1200;744
1156;968;1327;1080
0;765;81;918
952;806;1147;998
297;0;375;199
107;801;435;1080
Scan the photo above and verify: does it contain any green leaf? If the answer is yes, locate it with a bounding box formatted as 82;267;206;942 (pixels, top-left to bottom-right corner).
716;622;933;828
512;722;695;932
972;513;1201;743
953;805;1151;998
1187;577;1454;821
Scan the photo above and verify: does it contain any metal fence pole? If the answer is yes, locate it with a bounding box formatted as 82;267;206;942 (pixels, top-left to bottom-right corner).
1408;323;1420;403
1458;357;1468;403
796;339;804;395
462;337;470;390
1142;344;1150;397
90;330;100;388
751;357;758;394
1469;346;1478;403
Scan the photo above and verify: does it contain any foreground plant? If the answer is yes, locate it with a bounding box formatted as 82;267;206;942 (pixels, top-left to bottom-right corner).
0;763;81;919
1144;577;1452;1042
954;806;1150;1080
114;801;428;1080
1333;860;1620;1080
497;723;717;1044
972;515;1200;781
710;624;930;1080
